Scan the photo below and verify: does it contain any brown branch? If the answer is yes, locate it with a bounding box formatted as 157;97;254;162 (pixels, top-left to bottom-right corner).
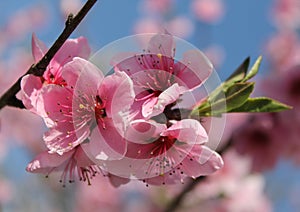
163;138;233;212
0;0;97;110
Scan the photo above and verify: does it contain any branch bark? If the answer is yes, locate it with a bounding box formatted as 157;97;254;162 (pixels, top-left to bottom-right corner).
0;0;97;110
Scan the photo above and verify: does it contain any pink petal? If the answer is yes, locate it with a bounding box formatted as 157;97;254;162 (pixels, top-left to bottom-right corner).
144;83;186;118
37;85;73;127
19;74;43;112
147;33;175;58
112;53;161;77
142;96;159;118
108;174;130;187
162;119;208;145
74;145;96;167
98;71;134;118
124;119;166;144
53;37;91;66
72;57;104;97
44;125;90;155
110;52;136;69
26;150;74;174
31;33;48;62
174;49;213;90
181;145;224;178
85;119;127;161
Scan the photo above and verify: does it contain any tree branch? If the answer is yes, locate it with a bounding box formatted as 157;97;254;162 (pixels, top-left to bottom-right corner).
0;0;97;111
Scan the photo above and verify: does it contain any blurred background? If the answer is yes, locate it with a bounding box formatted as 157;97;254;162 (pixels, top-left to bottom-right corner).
0;0;300;211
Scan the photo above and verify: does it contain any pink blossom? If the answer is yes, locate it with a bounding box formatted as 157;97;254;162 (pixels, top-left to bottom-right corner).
265;31;300;72
271;0;300;29
191;0;225;24
262;65;300;165
19;34;91;112
22;57;134;160
232;114;288;172
95;119;223;185
113;33;213;119
26;145;102;186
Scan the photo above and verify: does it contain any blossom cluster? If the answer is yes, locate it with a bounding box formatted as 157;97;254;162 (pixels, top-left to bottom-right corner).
19;33;224;186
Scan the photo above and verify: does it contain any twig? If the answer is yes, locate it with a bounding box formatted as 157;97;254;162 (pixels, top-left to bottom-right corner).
163;138;233;212
0;0;97;110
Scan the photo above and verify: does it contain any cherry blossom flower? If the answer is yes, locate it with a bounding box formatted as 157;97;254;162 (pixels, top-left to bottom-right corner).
22;57;134;160
93;119;223;185
19;34;91;113
113;33;213;119
19;35;134;158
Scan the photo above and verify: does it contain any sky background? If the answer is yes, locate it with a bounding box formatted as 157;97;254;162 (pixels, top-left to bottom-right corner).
0;0;299;211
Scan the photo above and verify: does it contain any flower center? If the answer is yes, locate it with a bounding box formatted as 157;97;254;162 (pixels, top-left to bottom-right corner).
94;95;107;128
148;136;176;157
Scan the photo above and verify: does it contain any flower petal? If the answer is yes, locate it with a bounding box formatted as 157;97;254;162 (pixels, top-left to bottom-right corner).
37;85;73;127
53;37;91;66
86;119;127;161
147;33;175;58
161;119;208;145
31;33;48;62
19;74;43;112
26;150;74;174
124;119;166;144
174;49;213;90
181;145;224;178
144;83;186;118
99;71;134;118
108;174;130;188
44;125;90;155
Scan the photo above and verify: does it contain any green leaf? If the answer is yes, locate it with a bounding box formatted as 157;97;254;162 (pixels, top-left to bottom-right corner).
205;57;253;105
229;97;292;113
225;57;250;83
242;56;262;82
193;82;255;117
